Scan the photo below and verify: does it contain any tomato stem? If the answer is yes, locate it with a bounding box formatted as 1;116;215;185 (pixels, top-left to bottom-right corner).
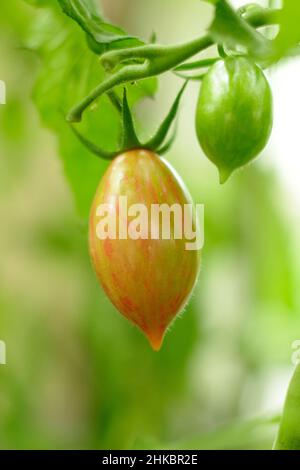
67;8;280;123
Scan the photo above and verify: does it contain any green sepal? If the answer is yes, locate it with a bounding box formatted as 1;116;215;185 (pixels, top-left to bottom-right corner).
107;90;122;114
217;43;227;58
70;83;187;159
174;57;220;72
69;124;117;160
174;71;206;81
144;81;188;151
121;88;141;149
156;127;177;155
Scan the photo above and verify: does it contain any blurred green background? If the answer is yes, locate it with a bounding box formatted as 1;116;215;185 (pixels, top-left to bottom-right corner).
1;0;300;450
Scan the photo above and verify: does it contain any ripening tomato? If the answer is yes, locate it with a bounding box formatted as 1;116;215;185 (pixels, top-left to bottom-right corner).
89;149;201;350
195;56;273;183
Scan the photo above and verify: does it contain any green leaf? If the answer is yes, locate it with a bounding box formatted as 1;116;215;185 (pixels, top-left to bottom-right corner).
25;1;157;219
209;0;272;61
57;0;142;54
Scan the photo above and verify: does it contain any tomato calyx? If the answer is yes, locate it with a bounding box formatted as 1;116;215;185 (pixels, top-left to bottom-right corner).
70;82;187;160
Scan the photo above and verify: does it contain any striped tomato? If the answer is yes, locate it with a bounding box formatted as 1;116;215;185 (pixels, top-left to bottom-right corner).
89;149;201;350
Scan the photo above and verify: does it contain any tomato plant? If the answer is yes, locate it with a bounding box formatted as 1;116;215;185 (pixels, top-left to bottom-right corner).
23;0;300;451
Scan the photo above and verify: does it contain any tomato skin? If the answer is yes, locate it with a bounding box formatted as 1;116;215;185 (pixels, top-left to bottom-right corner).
195;57;273;183
89;149;200;350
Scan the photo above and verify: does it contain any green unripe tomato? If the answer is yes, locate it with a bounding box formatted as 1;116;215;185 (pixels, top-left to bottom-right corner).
195;56;273;183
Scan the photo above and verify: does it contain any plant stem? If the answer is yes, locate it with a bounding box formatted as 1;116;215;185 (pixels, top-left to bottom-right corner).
67;63;149;122
67;8;280;123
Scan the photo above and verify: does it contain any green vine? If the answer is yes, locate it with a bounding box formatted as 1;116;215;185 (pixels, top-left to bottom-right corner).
67;7;279;123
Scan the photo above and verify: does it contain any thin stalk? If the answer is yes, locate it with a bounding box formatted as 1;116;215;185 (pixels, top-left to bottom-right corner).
67;8;280;123
67;62;149;122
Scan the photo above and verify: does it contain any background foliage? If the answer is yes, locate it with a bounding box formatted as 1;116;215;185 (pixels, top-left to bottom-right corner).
0;0;300;449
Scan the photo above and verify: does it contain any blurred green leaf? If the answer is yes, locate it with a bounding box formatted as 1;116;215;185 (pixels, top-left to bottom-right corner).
57;0;143;54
